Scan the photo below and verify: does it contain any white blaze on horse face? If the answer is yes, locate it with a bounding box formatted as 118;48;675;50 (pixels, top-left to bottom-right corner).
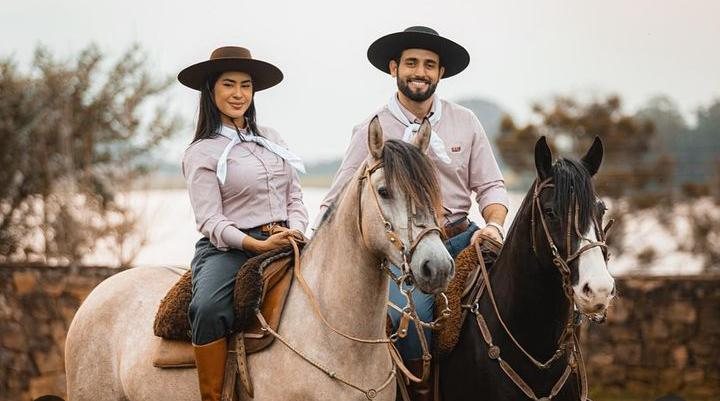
573;226;615;313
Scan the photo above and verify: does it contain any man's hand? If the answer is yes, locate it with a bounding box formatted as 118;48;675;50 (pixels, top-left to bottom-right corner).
471;225;503;245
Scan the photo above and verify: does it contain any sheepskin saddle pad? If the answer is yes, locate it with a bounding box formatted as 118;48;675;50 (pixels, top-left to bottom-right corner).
152;245;298;368
433;234;501;356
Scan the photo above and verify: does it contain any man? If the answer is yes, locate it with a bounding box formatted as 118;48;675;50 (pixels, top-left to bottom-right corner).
314;26;509;399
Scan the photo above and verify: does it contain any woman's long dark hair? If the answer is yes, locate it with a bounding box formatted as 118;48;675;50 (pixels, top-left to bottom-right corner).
191;72;261;144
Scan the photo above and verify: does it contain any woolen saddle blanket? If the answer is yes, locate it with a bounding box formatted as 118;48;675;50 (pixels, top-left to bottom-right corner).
152;245;297;368
433;235;501;356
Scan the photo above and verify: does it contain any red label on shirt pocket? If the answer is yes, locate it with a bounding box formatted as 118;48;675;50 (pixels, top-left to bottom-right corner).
451;145;462;153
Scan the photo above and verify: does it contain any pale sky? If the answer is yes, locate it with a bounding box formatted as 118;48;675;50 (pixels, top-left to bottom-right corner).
2;0;719;162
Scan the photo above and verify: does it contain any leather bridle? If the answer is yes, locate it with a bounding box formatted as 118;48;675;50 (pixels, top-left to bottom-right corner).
531;177;613;317
462;176;615;401
357;160;445;270
256;159;451;399
357;160;451;383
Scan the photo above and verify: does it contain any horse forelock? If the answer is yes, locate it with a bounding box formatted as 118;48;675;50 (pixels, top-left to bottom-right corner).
552;158;595;233
382;140;442;218
317;141;441;232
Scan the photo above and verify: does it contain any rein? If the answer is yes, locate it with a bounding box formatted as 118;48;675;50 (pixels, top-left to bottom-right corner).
463;177;613;401
256;160;447;399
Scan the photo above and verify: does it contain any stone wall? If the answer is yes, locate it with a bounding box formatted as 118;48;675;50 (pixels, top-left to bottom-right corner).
1;265;718;401
0;264;123;401
583;274;720;401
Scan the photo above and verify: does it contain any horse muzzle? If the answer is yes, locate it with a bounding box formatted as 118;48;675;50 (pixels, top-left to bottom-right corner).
573;281;615;316
410;250;455;294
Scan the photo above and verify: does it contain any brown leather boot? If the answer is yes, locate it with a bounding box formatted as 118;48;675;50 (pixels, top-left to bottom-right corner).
406;359;434;401
193;338;227;401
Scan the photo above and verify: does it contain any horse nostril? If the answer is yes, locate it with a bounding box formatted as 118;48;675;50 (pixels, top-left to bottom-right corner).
583;283;592;297
422;260;432;278
594;303;605;312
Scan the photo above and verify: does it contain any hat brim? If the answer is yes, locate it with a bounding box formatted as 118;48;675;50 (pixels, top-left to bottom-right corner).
367;31;469;78
178;58;283;91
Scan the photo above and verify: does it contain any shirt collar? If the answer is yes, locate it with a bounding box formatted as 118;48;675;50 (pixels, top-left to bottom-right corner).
395;94;437;124
220;120;251;136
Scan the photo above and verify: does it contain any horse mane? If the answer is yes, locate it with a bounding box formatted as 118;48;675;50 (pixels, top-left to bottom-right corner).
551;157;595;233
382;140;442;217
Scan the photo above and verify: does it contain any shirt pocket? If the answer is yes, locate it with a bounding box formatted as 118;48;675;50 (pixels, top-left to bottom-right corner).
431;142;467;170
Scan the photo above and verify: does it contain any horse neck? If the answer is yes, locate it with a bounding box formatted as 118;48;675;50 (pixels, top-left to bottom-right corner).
488;206;572;360
300;183;389;339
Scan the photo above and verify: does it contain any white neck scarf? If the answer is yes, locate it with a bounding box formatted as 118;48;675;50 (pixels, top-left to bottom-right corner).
215;125;306;185
387;94;451;164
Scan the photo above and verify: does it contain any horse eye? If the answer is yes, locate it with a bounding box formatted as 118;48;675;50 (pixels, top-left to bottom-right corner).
543;207;557;218
377;187;391;199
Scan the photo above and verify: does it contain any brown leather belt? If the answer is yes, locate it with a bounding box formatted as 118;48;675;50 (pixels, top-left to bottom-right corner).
253;221;288;235
444;218;469;239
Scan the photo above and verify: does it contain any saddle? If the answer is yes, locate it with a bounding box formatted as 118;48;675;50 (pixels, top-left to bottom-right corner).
151;244;298;369
433;234;501;356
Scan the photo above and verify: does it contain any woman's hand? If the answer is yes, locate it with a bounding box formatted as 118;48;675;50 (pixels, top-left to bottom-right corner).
242;231;298;253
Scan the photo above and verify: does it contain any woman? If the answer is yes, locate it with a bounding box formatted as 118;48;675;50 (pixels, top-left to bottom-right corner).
178;46;308;401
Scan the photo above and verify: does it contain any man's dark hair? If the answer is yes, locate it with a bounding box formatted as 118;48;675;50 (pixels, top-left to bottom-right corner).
392;49;443;68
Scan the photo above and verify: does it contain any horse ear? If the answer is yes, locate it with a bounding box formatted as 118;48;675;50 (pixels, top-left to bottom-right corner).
367;116;384;160
581;136;603;177
411;118;432;154
534;136;552;180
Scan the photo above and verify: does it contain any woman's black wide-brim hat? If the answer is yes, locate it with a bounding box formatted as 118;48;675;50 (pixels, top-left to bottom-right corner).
178;46;283;91
367;26;470;78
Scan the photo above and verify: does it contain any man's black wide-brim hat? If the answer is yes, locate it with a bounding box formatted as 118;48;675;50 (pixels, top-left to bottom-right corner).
367;26;470;78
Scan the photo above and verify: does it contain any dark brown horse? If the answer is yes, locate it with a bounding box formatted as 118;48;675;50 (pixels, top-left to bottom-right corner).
441;136;615;401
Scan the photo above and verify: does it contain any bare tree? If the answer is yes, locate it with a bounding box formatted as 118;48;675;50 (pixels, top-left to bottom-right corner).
496;95;719;272
0;44;180;266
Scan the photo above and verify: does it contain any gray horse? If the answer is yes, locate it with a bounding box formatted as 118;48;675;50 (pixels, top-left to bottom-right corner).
64;117;454;401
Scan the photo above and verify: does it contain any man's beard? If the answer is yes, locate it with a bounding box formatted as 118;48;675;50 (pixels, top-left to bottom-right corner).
397;76;438;102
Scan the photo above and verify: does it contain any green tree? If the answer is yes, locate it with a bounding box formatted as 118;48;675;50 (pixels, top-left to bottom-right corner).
0;44;180;266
